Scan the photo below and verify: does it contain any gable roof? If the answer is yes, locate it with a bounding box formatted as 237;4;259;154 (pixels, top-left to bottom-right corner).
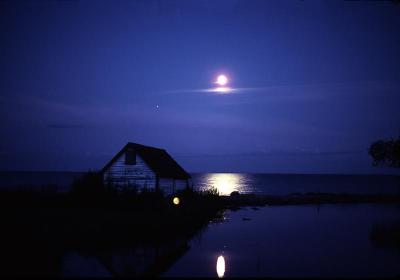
101;142;190;179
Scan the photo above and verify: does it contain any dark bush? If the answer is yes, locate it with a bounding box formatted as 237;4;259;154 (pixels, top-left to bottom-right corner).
70;171;108;200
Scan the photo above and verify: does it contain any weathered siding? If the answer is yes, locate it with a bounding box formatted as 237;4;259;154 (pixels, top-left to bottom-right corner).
103;150;189;194
103;153;157;190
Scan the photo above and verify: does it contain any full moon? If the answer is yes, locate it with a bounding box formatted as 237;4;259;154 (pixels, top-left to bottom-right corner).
216;75;228;86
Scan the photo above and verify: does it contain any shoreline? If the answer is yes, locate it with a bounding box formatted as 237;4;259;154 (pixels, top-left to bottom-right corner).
220;192;400;208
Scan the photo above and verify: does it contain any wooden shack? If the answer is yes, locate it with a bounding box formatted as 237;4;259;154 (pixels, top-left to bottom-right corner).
101;142;191;195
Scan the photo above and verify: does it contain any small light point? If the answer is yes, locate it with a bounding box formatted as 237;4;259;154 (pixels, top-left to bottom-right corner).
173;196;180;205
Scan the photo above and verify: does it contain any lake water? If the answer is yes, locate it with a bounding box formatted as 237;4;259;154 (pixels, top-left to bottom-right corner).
0;171;82;191
0;171;399;195
193;173;400;195
59;204;400;277
163;204;400;278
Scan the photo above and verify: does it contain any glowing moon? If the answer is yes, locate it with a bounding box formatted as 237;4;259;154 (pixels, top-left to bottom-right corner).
216;75;228;86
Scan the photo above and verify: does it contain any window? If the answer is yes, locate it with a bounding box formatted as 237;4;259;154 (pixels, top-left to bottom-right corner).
125;149;136;165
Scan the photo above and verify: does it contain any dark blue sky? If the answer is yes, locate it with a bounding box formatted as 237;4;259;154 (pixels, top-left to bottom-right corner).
1;0;399;174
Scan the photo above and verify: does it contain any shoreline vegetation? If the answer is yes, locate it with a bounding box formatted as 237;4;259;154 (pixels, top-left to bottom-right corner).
1;172;400;277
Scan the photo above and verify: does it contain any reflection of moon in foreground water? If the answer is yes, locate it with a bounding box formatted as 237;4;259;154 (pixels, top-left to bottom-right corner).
216;255;225;278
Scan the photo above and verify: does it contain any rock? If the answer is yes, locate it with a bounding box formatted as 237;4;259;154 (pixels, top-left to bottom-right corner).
230;191;240;196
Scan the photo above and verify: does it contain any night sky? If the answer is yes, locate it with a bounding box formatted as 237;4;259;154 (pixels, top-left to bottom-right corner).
1;0;399;174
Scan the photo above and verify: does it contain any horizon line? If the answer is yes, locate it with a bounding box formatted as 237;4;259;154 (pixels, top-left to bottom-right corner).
0;169;399;176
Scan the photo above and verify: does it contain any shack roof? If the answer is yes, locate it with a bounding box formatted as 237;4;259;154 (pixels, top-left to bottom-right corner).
101;142;190;179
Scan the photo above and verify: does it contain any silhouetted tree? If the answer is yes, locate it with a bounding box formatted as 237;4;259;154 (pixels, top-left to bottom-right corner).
369;137;400;168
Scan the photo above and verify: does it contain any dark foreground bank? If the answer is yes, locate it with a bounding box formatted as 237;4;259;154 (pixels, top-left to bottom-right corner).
0;186;225;277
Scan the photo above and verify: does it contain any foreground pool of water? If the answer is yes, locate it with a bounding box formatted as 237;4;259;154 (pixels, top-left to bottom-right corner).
163;203;400;278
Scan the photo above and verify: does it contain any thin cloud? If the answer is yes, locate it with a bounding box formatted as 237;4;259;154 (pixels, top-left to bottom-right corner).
161;80;400;97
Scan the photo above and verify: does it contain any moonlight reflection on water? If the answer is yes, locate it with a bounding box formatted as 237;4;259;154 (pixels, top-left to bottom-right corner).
216;255;225;278
204;173;244;195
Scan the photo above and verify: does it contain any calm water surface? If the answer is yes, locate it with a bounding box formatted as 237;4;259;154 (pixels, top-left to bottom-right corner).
0;171;82;192
164;204;400;278
1;172;399;195
193;173;400;195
